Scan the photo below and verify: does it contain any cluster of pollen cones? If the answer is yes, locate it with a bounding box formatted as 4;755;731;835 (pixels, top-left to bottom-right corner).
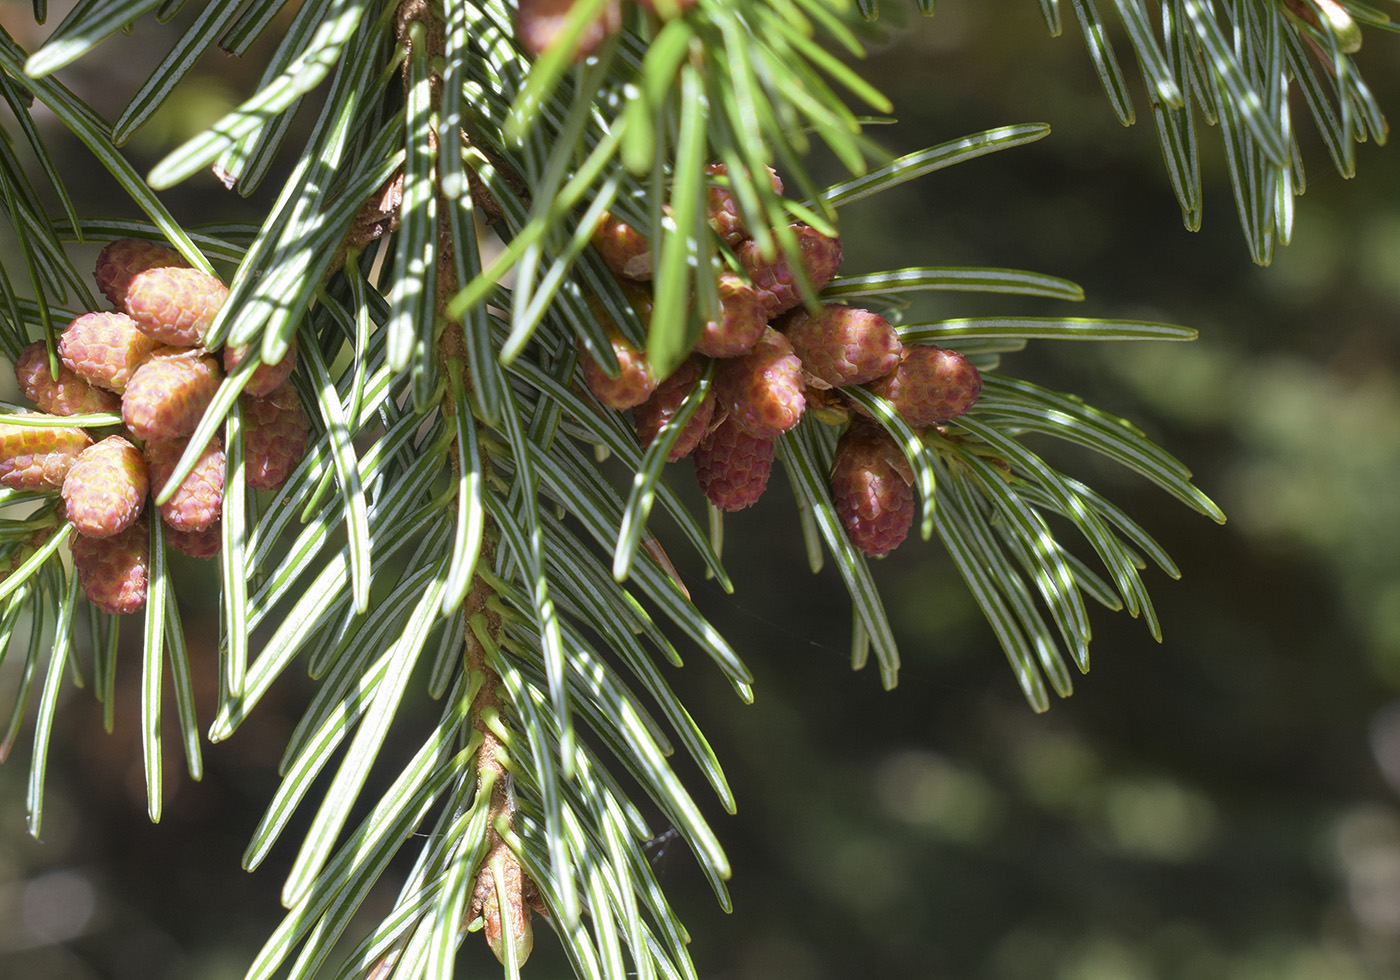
582;165;983;559
1;239;308;614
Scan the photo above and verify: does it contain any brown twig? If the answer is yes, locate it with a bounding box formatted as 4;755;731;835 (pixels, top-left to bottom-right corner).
356;6;545;977
324;171;405;280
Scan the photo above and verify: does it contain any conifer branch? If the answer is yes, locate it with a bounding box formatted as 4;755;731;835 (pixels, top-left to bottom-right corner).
0;3;1391;979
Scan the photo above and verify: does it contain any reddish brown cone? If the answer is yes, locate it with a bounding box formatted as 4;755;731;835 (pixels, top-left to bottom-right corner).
780;304;902;388
715;327;805;439
633;357;715;461
635;0;698;15
144;435;225;532
224;336;298;398
694;416;776;511
94;238;188;308
166;522;222;560
864;345;982;427
72;517;149;614
704;162;783;246
123;266;228;347
736;224;843;317
243;384;309;492
580;332;657;410
591;212;653;281
14;341;121;416
517;0;622;58
122;348;222;441
62;436;148;538
0;422;92;491
59;311;161;392
695;274;768;358
831;421;915;558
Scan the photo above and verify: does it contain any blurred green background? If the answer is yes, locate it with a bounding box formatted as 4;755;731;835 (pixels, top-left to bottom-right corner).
5;2;1400;978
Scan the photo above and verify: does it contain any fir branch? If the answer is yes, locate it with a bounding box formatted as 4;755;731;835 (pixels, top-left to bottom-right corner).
0;3;1360;979
864;0;1394;258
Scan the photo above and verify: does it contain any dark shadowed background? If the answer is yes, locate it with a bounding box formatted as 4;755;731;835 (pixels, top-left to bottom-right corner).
4;3;1400;978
